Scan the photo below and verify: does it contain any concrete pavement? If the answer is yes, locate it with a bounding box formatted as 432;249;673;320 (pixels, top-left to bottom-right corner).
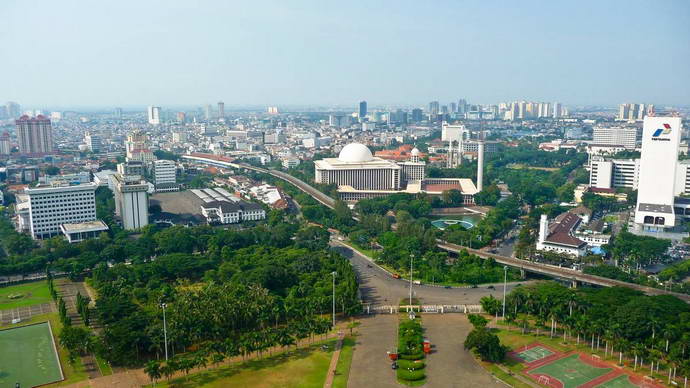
424;314;505;388
347;314;399;388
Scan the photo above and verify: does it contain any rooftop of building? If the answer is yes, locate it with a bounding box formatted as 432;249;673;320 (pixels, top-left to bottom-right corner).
545;212;586;248
60;220;109;233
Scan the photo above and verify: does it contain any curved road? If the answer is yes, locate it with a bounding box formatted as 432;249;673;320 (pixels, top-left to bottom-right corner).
332;241;525;306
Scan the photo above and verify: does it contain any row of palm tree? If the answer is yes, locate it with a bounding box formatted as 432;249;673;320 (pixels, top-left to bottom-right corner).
144;317;331;384
489;281;690;385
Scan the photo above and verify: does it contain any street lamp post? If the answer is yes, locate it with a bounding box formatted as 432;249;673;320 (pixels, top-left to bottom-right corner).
161;303;169;361
502;266;508;320
409;254;414;306
331;271;337;327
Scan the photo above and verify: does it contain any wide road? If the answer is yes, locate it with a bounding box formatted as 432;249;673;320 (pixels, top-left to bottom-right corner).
424;314;505;388
332;241;525;306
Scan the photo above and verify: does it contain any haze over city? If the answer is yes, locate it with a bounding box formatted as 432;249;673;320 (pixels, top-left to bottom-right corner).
1;0;689;108
3;2;690;388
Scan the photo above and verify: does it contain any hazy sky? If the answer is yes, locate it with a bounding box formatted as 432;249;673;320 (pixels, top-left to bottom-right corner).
1;0;689;108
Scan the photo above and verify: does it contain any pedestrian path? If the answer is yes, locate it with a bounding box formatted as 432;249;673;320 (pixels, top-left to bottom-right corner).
323;332;345;388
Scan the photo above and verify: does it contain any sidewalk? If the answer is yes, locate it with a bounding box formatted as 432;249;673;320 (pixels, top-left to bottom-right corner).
323;332;345;388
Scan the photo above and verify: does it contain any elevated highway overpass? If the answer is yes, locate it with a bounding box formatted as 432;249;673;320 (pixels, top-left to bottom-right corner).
184;153;690;302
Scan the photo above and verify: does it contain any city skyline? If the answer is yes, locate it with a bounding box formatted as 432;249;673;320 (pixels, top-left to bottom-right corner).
1;0;689;107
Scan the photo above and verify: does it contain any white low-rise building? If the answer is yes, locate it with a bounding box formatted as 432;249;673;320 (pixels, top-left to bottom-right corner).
200;200;266;224
25;183;98;239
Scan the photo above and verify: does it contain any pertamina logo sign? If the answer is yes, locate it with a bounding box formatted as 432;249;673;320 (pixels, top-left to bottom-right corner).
651;123;672;141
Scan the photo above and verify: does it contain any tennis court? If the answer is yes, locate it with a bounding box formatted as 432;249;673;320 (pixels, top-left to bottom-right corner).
516;345;555;363
0;322;64;387
529;353;612;388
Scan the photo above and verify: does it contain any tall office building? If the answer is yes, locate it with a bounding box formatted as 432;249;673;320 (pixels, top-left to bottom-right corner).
204;104;212;121
84;131;101;153
217;101;225;121
115;107;123;119
428;101;440;115
358;101;367;119
592;127;637;149
457;99;468;115
6;102;21;118
553;103;563;118
25;183;98;239
0;132;11;155
411;108;423;122
152;160;178;192
113;173;149;230
634;116;682;231
449;102;457;113
176;112;186;123
16;115;53;155
147;106;161;125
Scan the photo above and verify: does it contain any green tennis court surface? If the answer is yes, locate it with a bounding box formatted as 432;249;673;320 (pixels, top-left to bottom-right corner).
594;374;640;388
516;345;554;362
0;322;63;387
530;353;611;388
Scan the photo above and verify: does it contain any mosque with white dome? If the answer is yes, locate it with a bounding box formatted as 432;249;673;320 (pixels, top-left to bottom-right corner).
315;143;478;202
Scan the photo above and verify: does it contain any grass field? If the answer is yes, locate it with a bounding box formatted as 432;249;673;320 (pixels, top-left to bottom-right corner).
0;322;63;387
0;281;52;310
595;374;639;388
1;313;89;387
332;336;355;388
516;346;554;363
155;339;338;388
529;354;612;388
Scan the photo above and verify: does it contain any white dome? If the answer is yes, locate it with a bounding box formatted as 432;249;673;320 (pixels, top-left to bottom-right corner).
338;143;374;163
411;147;420;156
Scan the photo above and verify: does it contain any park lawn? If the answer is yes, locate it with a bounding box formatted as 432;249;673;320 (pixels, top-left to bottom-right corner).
0;281;52;310
332;336;355;388
0;313;89;387
154;339;338;388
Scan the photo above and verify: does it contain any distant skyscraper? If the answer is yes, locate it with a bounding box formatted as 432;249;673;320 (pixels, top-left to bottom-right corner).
0;106;7;119
0;132;10;155
617;103;652;121
176;112;186;123
204;104;212;121
457;99;468;115
16;115;53;155
411;108;423;122
449;102;457;113
428;101;440;115
115;107;123;119
6;102;21;118
217;101;225;121
147;106;161;125
441;105;448;114
359;101;367;119
84;131;101;153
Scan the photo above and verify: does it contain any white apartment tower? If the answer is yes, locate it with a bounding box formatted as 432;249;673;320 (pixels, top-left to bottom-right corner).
113;174;149;230
25;183;98;239
147;106;161;125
